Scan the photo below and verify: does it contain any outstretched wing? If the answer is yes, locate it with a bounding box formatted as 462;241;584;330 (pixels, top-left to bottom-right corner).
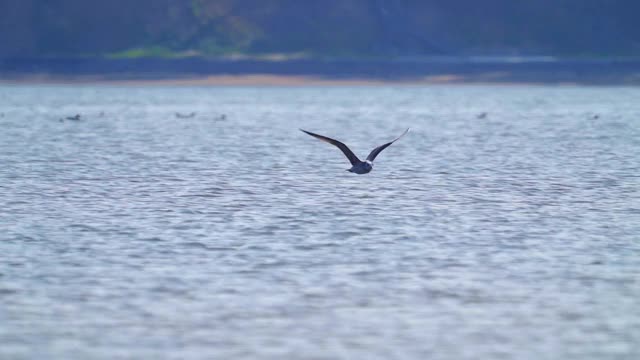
366;128;409;162
300;129;361;166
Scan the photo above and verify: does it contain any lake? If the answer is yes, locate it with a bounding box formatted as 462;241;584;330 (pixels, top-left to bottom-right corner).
1;84;639;359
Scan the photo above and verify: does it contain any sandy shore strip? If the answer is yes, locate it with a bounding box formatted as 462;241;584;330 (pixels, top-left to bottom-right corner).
0;72;638;86
0;73;476;86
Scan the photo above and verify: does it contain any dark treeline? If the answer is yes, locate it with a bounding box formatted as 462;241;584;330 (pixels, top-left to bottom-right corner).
1;0;639;58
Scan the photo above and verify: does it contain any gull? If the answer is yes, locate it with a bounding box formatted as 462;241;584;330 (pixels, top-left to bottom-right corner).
300;128;409;174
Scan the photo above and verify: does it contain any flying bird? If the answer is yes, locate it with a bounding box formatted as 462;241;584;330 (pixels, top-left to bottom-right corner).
300;128;409;174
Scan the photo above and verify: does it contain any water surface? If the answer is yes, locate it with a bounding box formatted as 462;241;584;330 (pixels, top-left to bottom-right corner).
1;84;639;359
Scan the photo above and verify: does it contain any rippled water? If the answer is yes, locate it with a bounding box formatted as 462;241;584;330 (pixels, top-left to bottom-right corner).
1;84;639;359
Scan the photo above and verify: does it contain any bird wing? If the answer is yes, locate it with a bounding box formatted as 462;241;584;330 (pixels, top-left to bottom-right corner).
366;128;409;162
300;129;361;166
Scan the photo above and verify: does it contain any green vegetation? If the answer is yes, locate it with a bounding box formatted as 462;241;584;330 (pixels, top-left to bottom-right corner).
1;0;639;58
108;47;177;59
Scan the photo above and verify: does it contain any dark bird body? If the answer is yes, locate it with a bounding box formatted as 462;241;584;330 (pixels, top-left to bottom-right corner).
300;128;409;174
66;114;81;121
175;112;196;119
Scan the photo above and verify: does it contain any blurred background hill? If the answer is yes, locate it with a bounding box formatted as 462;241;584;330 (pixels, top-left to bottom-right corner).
2;0;639;59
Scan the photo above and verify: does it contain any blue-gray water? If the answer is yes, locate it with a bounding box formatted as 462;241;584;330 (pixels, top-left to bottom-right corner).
1;84;639;359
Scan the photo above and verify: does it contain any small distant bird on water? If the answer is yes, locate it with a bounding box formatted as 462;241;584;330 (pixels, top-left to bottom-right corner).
476;112;488;119
300;128;409;174
66;114;81;121
175;112;196;119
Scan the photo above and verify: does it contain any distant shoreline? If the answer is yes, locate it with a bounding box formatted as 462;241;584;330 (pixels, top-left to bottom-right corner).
2;57;640;86
0;74;595;87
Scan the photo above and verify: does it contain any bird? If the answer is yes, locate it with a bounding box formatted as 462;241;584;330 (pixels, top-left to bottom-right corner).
476;112;488;119
66;114;81;121
175;112;196;119
300;128;409;174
